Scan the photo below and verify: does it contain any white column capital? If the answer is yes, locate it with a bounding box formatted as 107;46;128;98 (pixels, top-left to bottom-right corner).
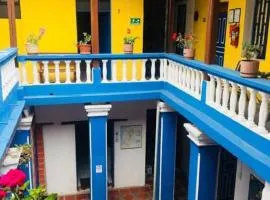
157;101;174;112
262;182;270;200
17;115;34;131
84;104;112;117
184;123;216;146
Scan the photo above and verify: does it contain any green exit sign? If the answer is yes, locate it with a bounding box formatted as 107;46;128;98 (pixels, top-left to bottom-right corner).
130;18;141;25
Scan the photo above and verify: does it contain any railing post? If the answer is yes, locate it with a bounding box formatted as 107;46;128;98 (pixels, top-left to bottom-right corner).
54;61;60;84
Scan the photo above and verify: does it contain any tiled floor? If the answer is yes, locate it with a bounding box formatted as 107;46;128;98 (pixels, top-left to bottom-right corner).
108;172;187;200
109;186;152;200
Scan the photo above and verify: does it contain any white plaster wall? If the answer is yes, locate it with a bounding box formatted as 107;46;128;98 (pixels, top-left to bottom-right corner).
35;101;157;123
234;160;264;200
114;120;146;188
43;125;77;195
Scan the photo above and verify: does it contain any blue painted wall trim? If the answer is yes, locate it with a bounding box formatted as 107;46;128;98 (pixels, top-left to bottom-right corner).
88;116;108;200
159;112;177;200
188;141;219;200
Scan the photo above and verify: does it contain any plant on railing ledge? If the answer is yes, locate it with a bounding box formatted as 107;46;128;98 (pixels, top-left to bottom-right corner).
14;144;32;166
123;28;138;54
0;169;57;200
25;28;46;55
78;32;92;54
236;43;261;78
172;33;197;59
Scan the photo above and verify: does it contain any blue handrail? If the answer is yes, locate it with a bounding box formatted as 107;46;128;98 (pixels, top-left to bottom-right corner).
16;52;270;94
0;48;17;67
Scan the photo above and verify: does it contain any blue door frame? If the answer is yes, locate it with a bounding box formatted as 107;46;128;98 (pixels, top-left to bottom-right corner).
215;13;227;66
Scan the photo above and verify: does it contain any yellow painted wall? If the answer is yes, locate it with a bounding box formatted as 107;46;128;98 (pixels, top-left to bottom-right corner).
193;0;208;61
111;0;143;53
223;0;270;72
111;0;144;80
0;0;77;53
0;19;10;49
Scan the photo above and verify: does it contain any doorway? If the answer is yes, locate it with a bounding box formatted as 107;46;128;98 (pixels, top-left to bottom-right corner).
215;3;228;66
143;0;166;52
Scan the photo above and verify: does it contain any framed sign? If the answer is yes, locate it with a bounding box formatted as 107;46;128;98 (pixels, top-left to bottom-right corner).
228;9;235;24
120;125;142;149
234;8;241;23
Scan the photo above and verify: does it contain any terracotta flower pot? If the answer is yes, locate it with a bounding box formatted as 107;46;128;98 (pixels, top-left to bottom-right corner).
26;43;39;54
240;60;259;78
79;44;91;54
123;44;133;54
183;48;195;59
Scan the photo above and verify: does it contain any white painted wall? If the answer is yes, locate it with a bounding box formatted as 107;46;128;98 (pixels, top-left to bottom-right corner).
43;125;77;195
234;160;264;200
114;120;146;188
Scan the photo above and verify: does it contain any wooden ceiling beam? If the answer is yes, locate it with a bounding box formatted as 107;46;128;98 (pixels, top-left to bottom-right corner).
7;0;17;47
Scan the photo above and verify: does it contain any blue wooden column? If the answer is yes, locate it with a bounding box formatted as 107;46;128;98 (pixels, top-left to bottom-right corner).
184;123;219;200
154;102;177;200
11;115;34;188
84;104;112;200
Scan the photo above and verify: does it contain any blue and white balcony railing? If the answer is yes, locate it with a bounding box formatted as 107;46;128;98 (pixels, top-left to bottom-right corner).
0;49;18;102
16;53;269;137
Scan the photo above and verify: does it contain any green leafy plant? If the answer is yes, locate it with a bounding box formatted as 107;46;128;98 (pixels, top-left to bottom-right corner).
123;36;138;45
24;186;57;200
242;43;261;60
14;144;32;166
78;32;91;45
26;28;45;45
172;33;197;49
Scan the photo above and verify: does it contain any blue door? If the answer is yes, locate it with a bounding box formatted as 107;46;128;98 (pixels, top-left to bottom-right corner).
215;13;227;66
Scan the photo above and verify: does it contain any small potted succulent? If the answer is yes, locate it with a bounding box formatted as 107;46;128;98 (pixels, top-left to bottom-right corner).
78;32;91;54
25;28;45;54
172;33;197;59
236;43;261;78
123;35;138;54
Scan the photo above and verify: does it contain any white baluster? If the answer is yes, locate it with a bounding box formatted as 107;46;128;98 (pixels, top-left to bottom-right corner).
43;61;49;84
32;61;39;84
54;61;60;84
215;77;222;107
247;88;256;127
195;71;201;96
229;83;238;116
238;85;247;121
150;59;156;81
75;60;81;83
122;60;127;82
222;80;229;112
65;61;71;83
168;61;172;82
141;59;146;81
178;65;182;86
182;66;187;88
102;60;108;82
132;60;137;82
85;60;91;83
190;69;195;94
258;92;269;133
21;61;27;85
208;75;215;105
159;59;164;81
186;68;191;91
163;59;167;81
112;60;117;82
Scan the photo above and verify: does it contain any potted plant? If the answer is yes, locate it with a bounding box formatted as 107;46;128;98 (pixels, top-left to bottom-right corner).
172;33;197;59
123;35;138;54
78;32;91;54
237;43;261;78
25;28;45;54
